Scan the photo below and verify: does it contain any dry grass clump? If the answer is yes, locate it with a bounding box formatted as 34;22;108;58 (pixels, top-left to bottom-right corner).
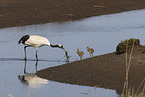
121;38;145;97
116;39;140;54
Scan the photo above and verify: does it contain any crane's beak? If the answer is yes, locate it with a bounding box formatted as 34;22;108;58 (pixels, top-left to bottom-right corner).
61;47;66;51
61;47;69;59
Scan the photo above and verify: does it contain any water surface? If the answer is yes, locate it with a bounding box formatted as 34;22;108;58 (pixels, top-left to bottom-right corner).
0;9;145;97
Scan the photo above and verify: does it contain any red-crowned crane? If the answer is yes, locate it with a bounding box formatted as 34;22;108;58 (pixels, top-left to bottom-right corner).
18;35;69;61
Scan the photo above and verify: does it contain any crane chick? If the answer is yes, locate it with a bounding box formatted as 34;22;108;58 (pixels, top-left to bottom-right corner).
77;48;84;60
86;46;94;57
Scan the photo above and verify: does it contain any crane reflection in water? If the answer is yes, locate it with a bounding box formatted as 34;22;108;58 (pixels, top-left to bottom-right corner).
18;60;48;88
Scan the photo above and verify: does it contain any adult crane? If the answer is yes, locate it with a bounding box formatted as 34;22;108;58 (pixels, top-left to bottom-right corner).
18;35;69;61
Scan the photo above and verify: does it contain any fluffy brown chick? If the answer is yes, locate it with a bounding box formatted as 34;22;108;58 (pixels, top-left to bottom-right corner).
77;48;84;60
86;46;94;57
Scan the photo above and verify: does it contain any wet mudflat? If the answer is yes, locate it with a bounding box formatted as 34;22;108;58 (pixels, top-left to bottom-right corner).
1;0;145;28
37;45;145;94
0;10;145;97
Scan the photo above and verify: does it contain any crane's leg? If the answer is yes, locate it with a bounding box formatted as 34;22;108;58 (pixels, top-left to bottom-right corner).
35;48;38;61
35;60;38;72
80;56;82;60
24;46;30;60
24;60;27;74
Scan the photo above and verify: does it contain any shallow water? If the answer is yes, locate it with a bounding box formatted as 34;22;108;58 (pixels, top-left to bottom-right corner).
0;9;145;97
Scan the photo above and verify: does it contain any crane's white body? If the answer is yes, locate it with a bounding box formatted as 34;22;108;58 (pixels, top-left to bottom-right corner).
25;35;51;49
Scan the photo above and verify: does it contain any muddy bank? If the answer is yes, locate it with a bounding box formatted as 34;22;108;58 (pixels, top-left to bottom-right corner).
1;0;145;28
37;41;145;94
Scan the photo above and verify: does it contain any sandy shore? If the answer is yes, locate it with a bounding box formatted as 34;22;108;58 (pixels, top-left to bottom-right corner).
1;0;145;28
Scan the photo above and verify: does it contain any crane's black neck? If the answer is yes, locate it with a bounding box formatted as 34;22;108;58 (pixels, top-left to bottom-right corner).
50;44;59;48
